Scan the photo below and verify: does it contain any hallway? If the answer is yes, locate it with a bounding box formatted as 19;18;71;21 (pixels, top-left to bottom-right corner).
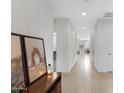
62;53;113;93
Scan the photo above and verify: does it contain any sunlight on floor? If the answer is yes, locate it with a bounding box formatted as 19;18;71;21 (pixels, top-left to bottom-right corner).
84;54;91;71
62;53;113;93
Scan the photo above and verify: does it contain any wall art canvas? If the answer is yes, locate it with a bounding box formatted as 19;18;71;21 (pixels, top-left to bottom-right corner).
11;35;25;89
24;37;47;83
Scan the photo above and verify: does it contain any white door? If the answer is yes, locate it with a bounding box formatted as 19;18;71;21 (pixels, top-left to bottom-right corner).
107;31;113;71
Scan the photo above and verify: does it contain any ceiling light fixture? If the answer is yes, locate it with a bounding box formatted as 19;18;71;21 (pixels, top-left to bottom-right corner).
82;12;86;16
82;26;86;30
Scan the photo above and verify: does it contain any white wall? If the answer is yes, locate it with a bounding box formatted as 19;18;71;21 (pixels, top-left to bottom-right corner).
76;39;80;52
53;33;56;51
84;40;90;50
54;19;77;72
12;0;53;69
54;19;68;72
68;25;77;71
77;31;90;40
94;18;113;72
90;31;95;62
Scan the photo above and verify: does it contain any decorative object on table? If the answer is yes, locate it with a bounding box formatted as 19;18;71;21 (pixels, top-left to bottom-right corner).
11;33;26;90
47;64;52;75
77;50;80;54
86;48;90;53
24;36;47;84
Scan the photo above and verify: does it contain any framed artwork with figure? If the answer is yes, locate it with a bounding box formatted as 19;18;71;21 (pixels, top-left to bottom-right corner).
23;36;47;84
11;33;27;90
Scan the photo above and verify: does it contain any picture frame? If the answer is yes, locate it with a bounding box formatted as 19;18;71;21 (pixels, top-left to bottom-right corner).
23;35;47;84
11;33;28;90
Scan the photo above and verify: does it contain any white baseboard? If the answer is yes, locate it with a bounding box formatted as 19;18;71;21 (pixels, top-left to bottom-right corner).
94;63;112;72
68;57;78;72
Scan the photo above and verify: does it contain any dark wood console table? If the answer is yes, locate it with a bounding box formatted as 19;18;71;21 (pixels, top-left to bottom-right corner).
21;72;61;93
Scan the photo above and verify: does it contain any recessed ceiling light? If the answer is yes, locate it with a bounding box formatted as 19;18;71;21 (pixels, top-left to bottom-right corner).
82;26;86;30
53;32;56;35
82;12;86;16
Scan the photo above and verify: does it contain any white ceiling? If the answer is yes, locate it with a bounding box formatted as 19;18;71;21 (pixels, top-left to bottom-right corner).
49;0;113;40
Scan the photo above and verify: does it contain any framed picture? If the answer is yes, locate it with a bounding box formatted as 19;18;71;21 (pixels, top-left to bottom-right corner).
11;33;26;90
24;36;47;84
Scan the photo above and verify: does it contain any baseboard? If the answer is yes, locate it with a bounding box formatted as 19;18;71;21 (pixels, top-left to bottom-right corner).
93;63;106;72
68;57;78;72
